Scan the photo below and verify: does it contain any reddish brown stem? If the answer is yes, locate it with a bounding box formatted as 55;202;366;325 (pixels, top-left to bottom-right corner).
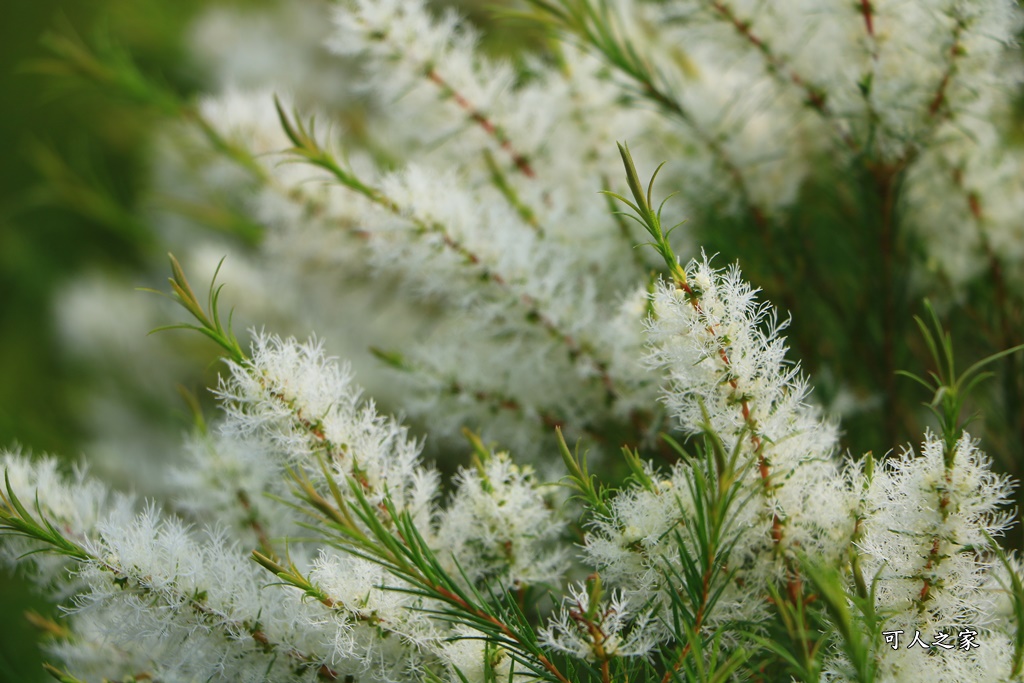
709;1;859;153
918;465;953;607
381;200;621;402
660;276;791;682
927;27;963;117
675;278;768;486
921;20;965;137
860;0;875;36
427;69;536;178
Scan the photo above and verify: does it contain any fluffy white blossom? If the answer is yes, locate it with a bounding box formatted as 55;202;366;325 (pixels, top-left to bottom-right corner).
215;332;438;520
435;448;566;590
0;453;134;588
859;432;1015;628
647;256;848;560
2;332;580;681
541;582;659;661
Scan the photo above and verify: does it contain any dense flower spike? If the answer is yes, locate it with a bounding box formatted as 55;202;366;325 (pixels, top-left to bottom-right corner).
862;433;1014;622
647;256;836;452
1;333;574;682
216;333;436;518
52;0;1024;477
647;257;848;564
807;431;1020;683
101;0;669;466
435;446;567;590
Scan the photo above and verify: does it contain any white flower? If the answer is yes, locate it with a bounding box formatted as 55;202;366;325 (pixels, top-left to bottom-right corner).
858;432;1015;631
435;449;567;590
215;333;438;522
541;582;658;661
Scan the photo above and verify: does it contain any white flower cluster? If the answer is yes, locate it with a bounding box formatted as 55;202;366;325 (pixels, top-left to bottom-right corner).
435;450;567;590
634;0;1023;217
10;261;1023;678
646;256;848;571
216;334;433;516
849;432;1017;682
2;333;567;682
541;581;659;661
61;0;672;470
55;0;1024;479
574;258;1022;678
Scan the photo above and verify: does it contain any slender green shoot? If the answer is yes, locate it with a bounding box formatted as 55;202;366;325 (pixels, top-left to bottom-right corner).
897;299;1024;461
143;253;247;364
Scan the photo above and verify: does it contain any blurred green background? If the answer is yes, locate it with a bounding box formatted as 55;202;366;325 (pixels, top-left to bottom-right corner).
0;1;220;679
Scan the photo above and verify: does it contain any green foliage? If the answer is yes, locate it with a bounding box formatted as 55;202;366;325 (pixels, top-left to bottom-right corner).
898;300;1024;461
604;143;686;284
556;428;612;519
0;2;223;679
0;473;89;563
986;533;1024;679
658;432;753;681
145;253;246;364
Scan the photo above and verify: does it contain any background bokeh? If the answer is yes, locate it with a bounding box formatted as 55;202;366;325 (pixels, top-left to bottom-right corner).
0;2;224;679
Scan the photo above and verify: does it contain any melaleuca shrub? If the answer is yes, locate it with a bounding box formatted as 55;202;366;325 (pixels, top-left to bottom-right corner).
4;1;1024;682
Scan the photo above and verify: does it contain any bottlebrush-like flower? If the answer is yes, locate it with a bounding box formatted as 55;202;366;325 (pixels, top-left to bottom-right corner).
541;580;659;661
